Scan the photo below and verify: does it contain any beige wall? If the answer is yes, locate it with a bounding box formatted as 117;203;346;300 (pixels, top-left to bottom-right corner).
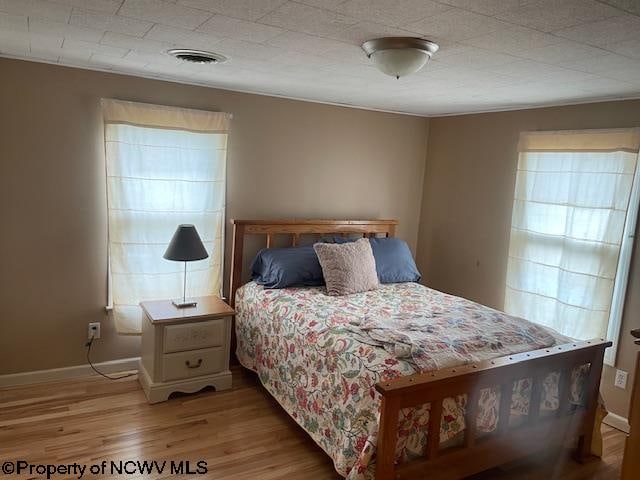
0;58;429;375
417;99;640;419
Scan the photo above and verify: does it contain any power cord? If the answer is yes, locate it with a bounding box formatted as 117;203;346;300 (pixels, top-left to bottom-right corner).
85;336;137;380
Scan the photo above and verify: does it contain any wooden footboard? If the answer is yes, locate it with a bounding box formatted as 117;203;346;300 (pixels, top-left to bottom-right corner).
375;339;611;480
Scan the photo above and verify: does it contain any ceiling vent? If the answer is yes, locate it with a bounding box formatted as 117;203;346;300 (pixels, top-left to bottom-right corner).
167;49;227;64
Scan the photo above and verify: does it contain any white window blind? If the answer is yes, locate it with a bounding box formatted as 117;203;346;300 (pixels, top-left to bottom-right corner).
103;99;230;334
505;129;640;365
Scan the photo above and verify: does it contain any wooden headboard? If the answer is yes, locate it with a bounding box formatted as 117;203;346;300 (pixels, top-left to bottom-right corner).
228;219;398;307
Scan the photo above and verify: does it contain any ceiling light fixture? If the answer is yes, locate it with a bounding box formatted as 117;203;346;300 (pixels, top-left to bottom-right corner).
167;49;227;64
362;37;439;79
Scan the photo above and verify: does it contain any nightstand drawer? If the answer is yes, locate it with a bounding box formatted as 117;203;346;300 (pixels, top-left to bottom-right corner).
162;347;225;382
163;319;225;353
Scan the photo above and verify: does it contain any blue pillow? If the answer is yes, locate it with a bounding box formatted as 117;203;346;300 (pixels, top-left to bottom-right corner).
323;236;421;283
369;238;421;284
251;245;324;288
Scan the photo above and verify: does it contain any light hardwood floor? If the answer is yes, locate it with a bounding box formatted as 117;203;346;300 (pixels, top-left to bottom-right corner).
0;367;625;479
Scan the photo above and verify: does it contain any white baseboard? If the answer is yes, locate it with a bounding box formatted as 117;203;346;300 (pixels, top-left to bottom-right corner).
603;412;630;433
0;357;140;387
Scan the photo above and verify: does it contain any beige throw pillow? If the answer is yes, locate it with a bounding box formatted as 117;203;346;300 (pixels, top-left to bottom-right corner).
313;238;379;296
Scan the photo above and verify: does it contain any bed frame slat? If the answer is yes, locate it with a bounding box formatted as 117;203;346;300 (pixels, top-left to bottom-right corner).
464;391;479;448
426;399;443;459
558;369;571;417
377;395;401;479
528;373;543;424
498;381;513;435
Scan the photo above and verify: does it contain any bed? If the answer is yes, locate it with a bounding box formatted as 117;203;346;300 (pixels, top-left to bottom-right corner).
229;219;611;480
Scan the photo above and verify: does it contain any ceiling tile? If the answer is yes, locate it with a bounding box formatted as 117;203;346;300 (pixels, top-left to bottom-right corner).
294;0;350;9
524;67;604;85
266;31;351;56
0;0;71;23
434;46;519;69
515;39;610;65
30;44;64;61
222;56;281;72
47;0;123;15
30;31;64;50
176;0;287;21
336;0;451;28
312;72;372;88
328;20;419;44
443;67;518;88
58;49;93;64
118;0;212;30
496;0;623;33
198;14;284;43
29;17;104;42
195;67;280;88
461;25;562;55
563;53;640;82
258;2;358;37
0;28;63;47
319;57;380;73
101;31;174;53
141;61;185;77
0;35;29;56
70;9;153;37
407;8;508;42
145;24;224;50
603;37;640;60
320;42;372;65
30;46;61;61
0;12;27;31
124;49;186;66
408;64;513;90
598;0;640;16
426;41;469;57
569;76;638;94
485;59;574;80
435;0;535;16
481;81;572;102
64;39;130;58
214;38;282;61
90;53;146;71
271;51;336;68
555;14;640;46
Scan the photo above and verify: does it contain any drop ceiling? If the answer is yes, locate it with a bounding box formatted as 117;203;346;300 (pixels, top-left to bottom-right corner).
1;0;640;116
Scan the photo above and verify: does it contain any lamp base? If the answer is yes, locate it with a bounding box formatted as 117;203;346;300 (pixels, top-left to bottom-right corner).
172;299;197;308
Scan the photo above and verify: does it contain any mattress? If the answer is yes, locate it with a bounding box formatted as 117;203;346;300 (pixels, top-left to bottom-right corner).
235;281;585;479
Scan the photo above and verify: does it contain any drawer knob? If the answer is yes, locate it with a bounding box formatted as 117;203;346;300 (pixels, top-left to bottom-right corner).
185;358;203;369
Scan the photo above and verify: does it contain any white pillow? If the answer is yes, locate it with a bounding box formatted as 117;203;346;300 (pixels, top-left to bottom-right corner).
313;238;379;296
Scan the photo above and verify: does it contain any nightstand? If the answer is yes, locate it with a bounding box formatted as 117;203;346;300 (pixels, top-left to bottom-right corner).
138;296;234;404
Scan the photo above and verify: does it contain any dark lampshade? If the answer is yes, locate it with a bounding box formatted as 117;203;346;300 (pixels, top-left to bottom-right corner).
163;225;209;262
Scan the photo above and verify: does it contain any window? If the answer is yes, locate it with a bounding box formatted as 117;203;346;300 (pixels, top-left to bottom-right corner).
505;129;640;365
103;99;230;334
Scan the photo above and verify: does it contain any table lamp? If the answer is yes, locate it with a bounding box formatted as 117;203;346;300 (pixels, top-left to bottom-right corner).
164;224;209;308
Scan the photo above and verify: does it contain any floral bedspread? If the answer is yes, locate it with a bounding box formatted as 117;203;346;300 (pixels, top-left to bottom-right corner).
235;281;583;479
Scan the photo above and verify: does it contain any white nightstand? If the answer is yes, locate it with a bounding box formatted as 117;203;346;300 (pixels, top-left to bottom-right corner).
138;296;234;404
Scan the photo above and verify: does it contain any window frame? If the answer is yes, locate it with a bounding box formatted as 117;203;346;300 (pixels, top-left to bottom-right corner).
605;156;640;365
101;99;230;334
504;129;640;366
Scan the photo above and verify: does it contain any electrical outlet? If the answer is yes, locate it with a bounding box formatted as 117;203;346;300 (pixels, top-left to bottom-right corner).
614;369;628;389
88;322;101;340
